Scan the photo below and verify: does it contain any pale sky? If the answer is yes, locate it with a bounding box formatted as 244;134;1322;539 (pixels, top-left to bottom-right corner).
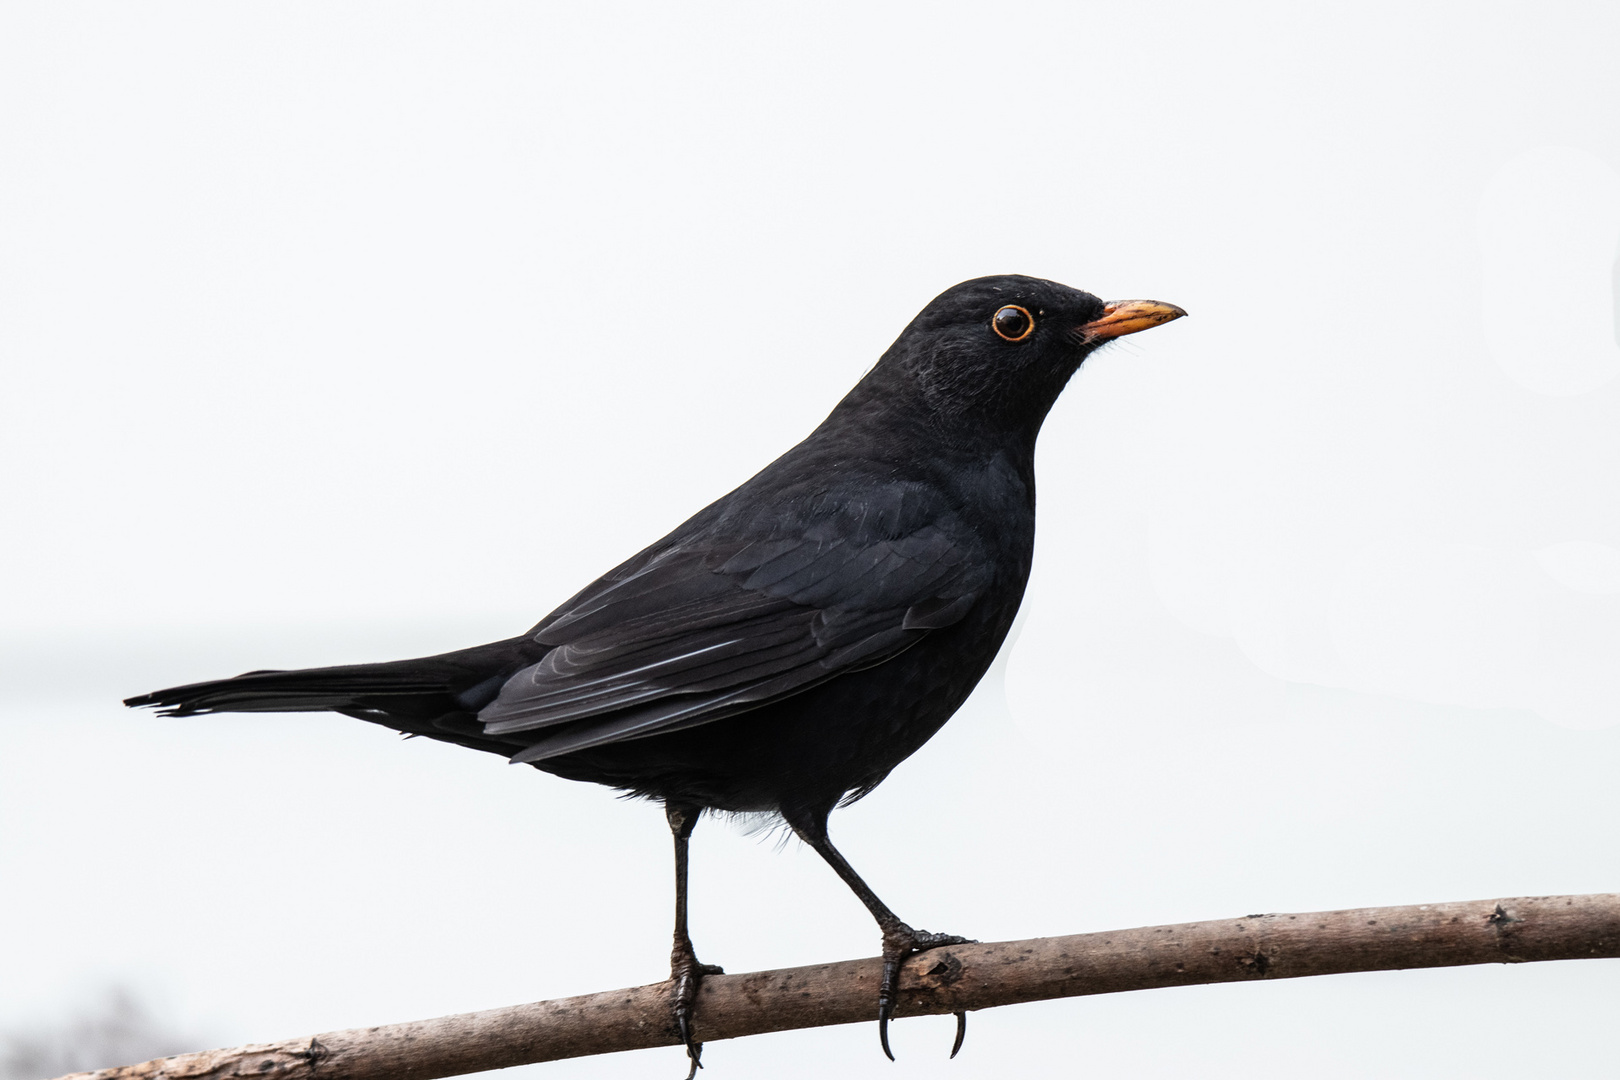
2;4;1618;1078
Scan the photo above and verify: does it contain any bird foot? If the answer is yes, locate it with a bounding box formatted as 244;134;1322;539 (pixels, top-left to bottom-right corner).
877;922;975;1061
669;945;724;1080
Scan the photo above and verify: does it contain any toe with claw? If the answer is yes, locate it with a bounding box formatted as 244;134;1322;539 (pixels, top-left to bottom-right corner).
670;949;724;1080
876;922;975;1061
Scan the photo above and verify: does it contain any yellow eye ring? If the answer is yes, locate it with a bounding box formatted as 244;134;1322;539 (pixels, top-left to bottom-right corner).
992;304;1034;342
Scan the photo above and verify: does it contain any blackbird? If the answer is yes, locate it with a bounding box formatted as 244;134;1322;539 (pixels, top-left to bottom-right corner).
127;274;1184;1073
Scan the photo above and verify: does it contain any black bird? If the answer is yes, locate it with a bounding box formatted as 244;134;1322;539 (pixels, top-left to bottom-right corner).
127;275;1184;1073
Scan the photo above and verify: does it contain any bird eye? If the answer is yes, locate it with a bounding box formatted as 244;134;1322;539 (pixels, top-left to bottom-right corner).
992;305;1034;342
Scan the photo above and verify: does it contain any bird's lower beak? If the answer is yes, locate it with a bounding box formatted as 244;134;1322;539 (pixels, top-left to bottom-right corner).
1079;300;1188;341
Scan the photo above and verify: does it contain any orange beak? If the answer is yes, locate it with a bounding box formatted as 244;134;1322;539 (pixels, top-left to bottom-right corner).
1079;299;1188;341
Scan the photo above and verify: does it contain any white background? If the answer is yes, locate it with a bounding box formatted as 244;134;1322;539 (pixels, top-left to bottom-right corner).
3;3;1618;1077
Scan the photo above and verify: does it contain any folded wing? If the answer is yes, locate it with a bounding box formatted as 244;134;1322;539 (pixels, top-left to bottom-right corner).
480;491;985;764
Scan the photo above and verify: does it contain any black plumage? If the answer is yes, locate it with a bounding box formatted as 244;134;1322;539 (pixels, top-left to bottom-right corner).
126;274;1184;1071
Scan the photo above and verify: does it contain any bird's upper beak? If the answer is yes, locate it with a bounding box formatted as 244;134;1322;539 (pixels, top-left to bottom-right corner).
1079;299;1188;341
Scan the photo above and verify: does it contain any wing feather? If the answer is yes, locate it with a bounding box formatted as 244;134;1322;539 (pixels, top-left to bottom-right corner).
480;482;989;760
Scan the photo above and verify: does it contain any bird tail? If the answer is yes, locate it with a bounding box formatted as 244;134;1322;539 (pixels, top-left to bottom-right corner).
123;635;547;758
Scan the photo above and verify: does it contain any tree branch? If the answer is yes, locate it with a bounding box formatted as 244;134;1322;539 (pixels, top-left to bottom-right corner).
60;893;1620;1080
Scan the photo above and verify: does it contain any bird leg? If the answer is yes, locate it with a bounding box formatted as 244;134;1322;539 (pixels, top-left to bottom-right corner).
788;812;973;1061
666;802;723;1080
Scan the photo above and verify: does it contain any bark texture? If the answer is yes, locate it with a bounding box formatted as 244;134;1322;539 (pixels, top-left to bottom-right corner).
59;893;1620;1080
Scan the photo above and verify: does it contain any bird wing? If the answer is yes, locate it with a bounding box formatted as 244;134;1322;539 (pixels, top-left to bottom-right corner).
479;487;986;764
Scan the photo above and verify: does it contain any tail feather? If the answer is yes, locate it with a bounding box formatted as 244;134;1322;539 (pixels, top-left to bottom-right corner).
124;635;549;760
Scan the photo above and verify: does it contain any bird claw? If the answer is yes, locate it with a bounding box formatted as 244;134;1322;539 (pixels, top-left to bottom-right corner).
876;923;975;1061
670;951;724;1079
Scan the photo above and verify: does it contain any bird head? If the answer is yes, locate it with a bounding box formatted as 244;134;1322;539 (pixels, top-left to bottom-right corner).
860;274;1186;447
